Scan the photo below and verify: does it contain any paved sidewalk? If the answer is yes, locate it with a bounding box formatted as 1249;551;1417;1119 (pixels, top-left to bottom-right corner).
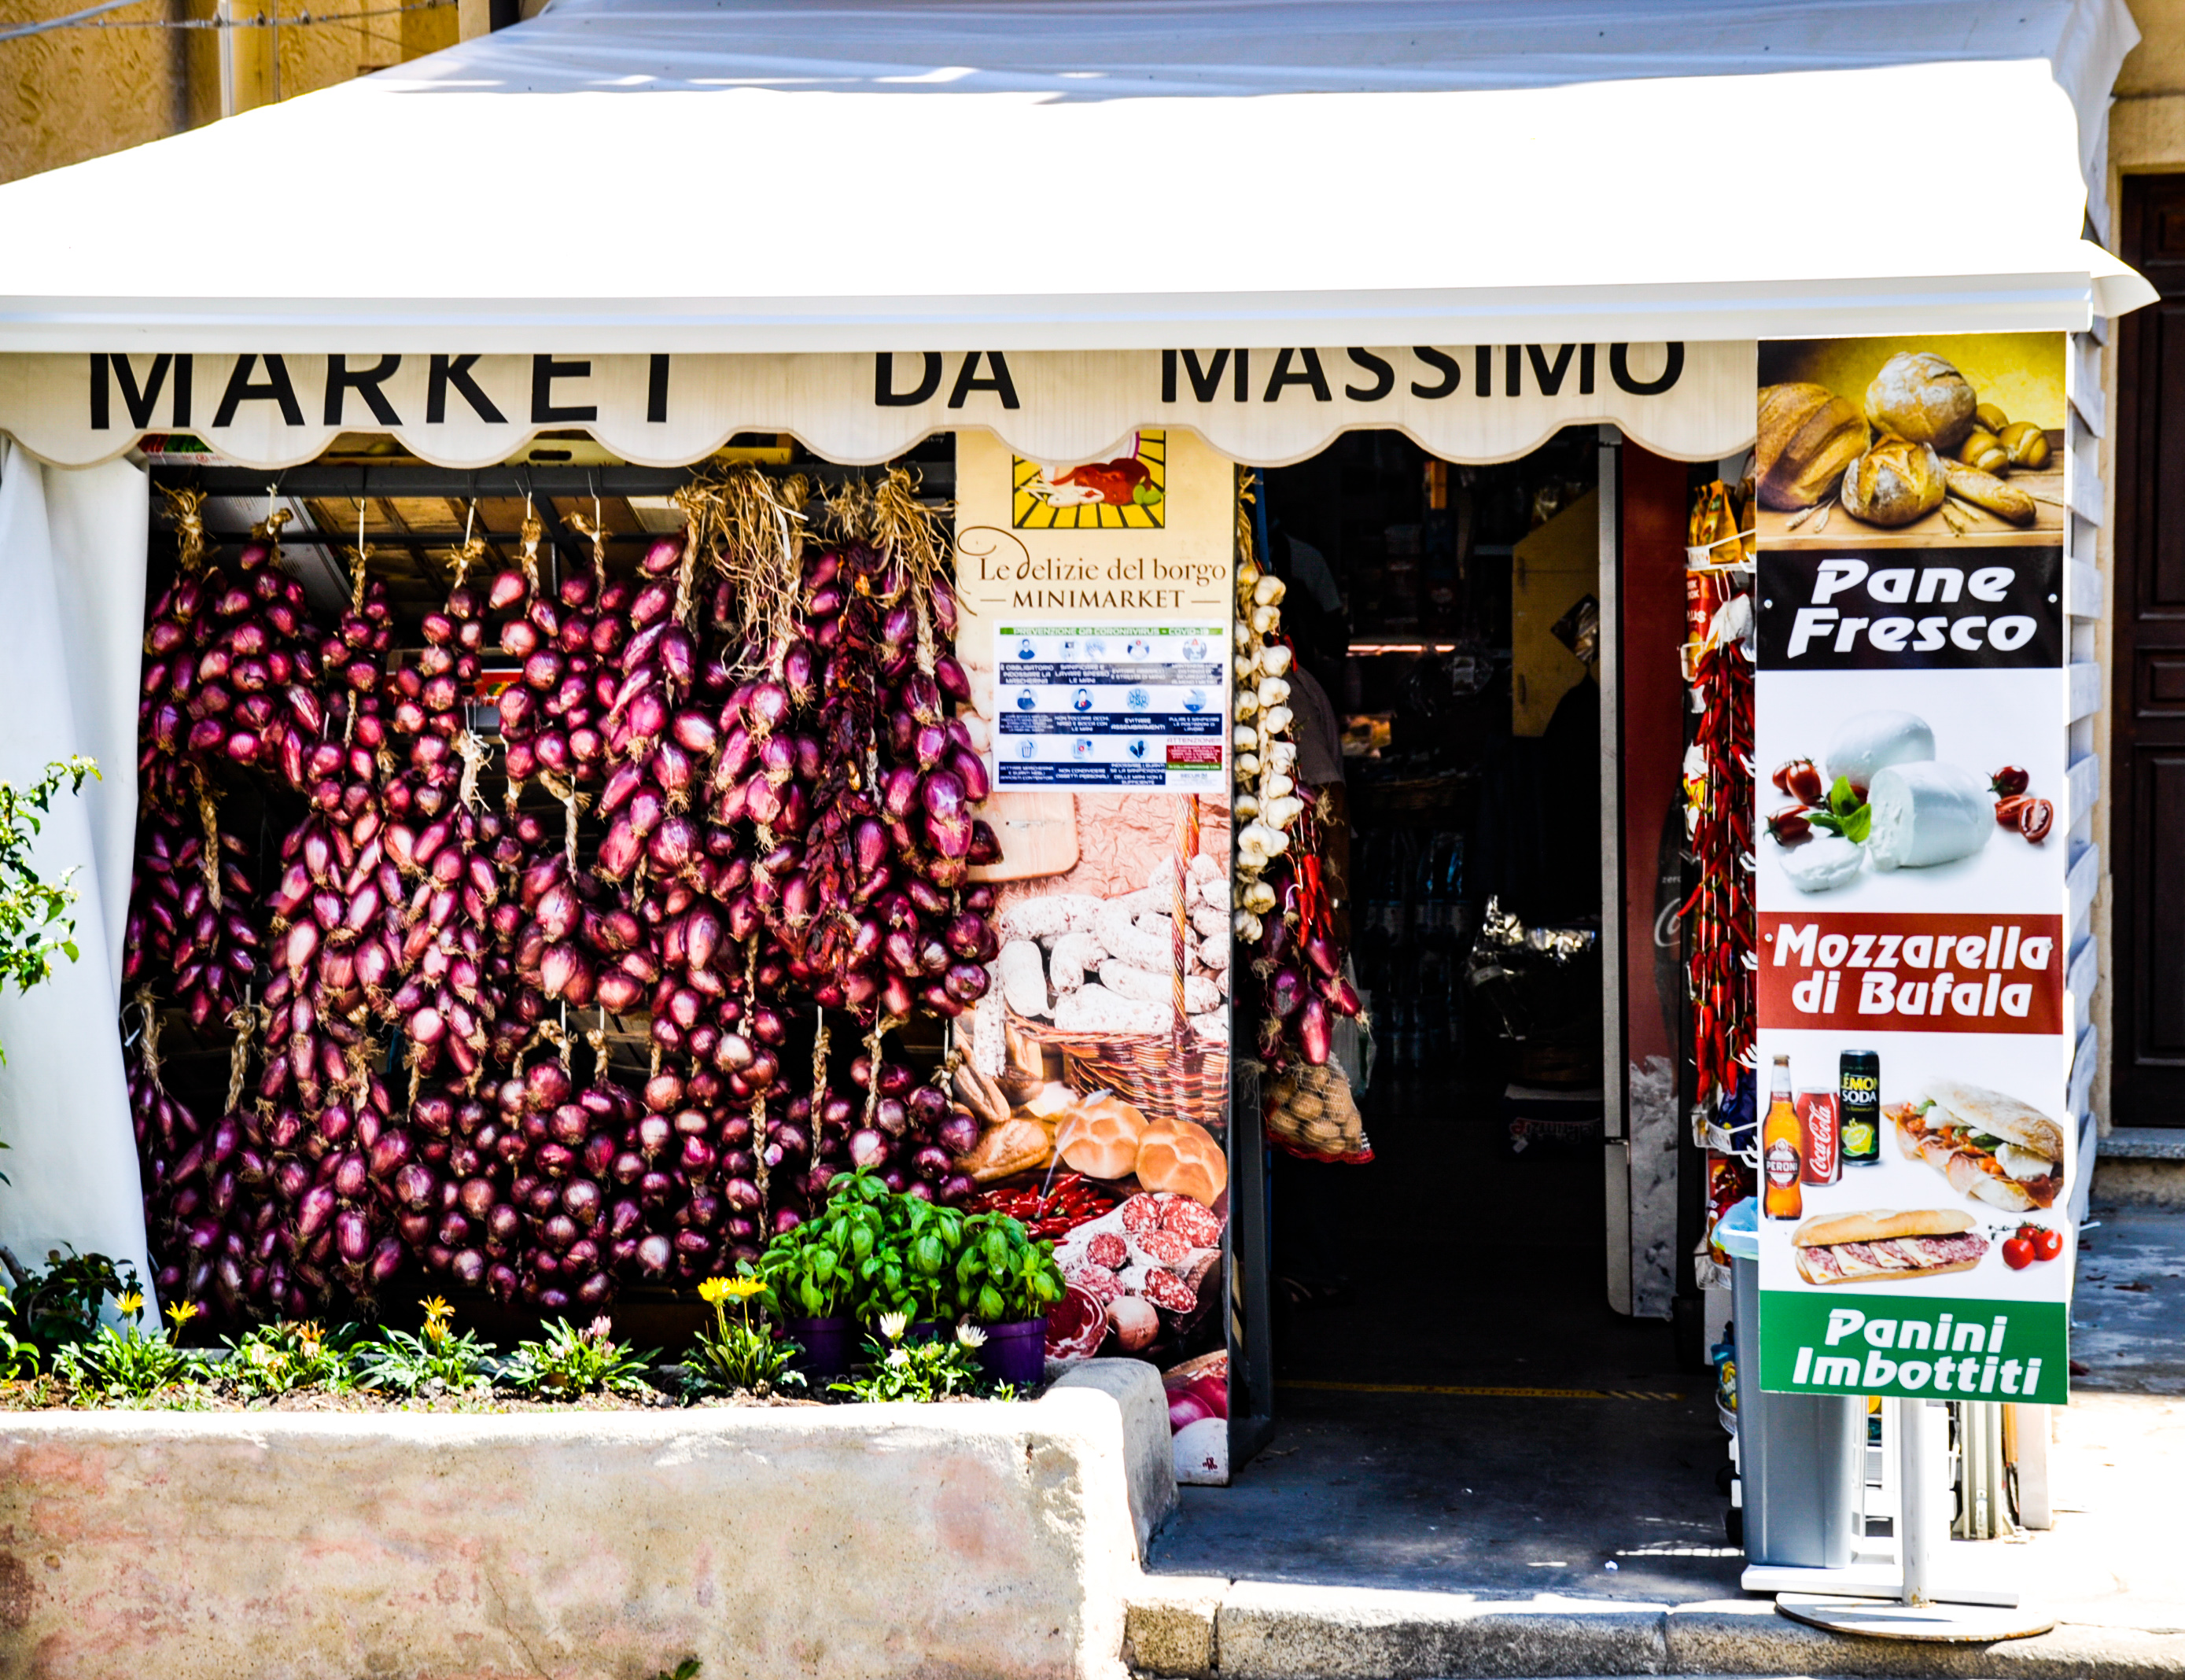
1130;1199;2185;1674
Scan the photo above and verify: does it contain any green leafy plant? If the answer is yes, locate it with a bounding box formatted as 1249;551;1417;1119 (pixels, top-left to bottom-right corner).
952;1211;1067;1324
222;1320;363;1398
0;757;98;1070
359;1296;497;1395
756;1196;867;1321
684;1277;804;1398
651;1661;702;1680
832;1312;987;1403
890;1196;971;1324
0;1288;37;1380
55;1291;196;1402
0;1247;137;1363
504;1316;658;1398
1808;775;1871;844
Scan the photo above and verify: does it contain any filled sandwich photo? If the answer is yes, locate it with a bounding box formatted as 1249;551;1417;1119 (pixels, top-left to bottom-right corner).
1892;1079;2064;1211
1792;1209;1989;1285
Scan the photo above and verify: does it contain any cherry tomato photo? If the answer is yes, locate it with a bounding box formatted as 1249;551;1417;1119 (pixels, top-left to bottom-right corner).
2032;1227;2065;1262
2002;1236;2036;1270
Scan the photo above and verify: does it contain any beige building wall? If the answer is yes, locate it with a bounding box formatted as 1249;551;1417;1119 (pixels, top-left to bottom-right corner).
2;0;457;183
2095;0;2185;1129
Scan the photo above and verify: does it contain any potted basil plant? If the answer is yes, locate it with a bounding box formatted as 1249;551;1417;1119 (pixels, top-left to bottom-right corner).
953;1212;1067;1388
756;1172;890;1378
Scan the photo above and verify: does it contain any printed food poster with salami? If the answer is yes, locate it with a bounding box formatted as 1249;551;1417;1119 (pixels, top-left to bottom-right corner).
952;429;1237;1480
1752;336;2076;1406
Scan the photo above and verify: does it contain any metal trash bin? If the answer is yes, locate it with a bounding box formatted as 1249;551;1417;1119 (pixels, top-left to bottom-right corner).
1716;1198;1865;1568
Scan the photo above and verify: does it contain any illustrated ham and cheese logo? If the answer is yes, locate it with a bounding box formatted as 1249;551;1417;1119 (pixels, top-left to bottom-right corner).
1759;911;2063;1034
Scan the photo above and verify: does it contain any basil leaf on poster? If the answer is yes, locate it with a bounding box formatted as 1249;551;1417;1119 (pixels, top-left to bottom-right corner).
1751;333;2077;1406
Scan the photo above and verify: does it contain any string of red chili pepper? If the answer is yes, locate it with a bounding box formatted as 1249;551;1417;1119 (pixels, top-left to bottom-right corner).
1678;623;1756;1106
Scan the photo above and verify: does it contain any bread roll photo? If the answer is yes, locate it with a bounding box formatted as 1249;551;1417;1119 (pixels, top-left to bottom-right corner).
1865;352;1978;449
1840;436;1947;527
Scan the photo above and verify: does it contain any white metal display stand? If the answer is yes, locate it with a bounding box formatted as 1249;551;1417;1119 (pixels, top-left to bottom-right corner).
1774;1399;2054;1642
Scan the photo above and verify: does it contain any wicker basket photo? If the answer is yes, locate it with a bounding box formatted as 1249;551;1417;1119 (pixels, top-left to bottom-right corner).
1011;1013;1229;1135
1008;794;1229;1133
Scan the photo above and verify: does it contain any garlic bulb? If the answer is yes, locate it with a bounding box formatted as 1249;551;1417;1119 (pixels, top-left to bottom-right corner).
1266;794;1306;827
1234;793;1262;820
1236;751;1260;779
1233;722;1258;751
1260;643;1292;676
1235;690;1258;720
1253;574;1287;606
1251;604;1280;635
1262;771;1295;801
1257;676;1291;709
1243;879;1277;914
1267;741;1298;772
1234;908;1263;942
1261;704;1293;735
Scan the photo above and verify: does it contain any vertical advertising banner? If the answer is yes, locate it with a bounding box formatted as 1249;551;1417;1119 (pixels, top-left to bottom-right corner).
1752;336;2076;1406
951;429;1238;1480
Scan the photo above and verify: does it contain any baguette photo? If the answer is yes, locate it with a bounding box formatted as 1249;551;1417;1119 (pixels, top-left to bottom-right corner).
1892;1079;2064;1212
1793;1208;1988;1285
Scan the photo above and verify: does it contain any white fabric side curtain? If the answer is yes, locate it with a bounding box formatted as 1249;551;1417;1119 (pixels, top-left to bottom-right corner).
0;440;155;1309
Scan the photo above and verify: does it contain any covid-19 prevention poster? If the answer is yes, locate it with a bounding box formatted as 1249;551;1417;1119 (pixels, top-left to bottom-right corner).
1751;335;2076;1406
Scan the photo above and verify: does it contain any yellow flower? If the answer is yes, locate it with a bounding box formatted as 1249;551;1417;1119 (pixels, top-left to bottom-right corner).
114;1291;144;1319
720;1277;765;1301
697;1277;733;1306
421;1295;453;1326
878;1311;910;1343
165;1301;201;1328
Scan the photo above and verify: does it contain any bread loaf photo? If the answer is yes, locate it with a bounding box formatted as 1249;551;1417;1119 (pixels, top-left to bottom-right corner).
1865;352;1977;448
1756;382;1866;510
1944;462;2037;526
1840;436;1947;527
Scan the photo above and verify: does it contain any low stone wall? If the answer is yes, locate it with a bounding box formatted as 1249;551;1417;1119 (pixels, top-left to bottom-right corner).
0;1361;1173;1680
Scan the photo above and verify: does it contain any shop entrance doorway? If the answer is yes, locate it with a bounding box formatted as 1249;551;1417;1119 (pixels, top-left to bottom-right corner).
1148;432;1744;1597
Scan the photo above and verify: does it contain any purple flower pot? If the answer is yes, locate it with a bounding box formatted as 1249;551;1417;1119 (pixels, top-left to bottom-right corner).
783;1314;854;1380
978;1319;1048;1390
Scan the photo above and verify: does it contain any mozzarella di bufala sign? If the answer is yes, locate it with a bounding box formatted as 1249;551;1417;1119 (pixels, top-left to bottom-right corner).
0;343;1755;471
1752;333;2076;1406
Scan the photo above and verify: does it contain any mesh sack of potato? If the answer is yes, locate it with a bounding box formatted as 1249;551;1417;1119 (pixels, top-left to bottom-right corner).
1265;1060;1373;1164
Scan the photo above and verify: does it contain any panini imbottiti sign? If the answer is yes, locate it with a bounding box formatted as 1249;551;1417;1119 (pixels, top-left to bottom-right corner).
1750;333;2076;1406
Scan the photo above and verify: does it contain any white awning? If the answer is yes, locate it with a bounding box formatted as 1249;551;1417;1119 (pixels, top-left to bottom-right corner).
0;0;2152;356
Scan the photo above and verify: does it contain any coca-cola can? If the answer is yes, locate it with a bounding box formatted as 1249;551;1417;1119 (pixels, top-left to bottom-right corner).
1797;1088;1840;1185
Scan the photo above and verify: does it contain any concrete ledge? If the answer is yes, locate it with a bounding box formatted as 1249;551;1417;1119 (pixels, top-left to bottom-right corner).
1124;1574;1227;1677
1667;1599;2185;1677
1053;1358;1179;1553
1124;1582;2185;1678
0;1359;1172;1680
1213;1581;1668;1679
2092;1128;2185;1205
